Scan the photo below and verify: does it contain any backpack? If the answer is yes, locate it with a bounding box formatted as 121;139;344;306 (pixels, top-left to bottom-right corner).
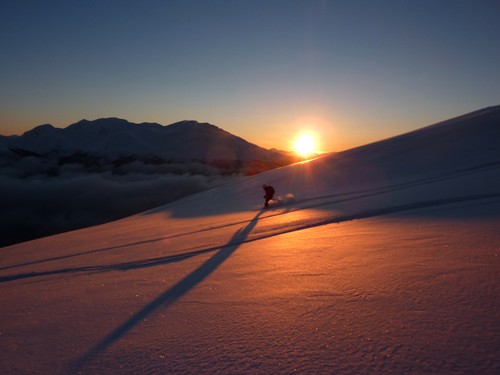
266;186;275;196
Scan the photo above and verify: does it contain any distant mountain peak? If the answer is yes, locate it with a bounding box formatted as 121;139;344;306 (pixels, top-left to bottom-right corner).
172;120;201;125
68;117;131;129
170;120;219;127
3;117;293;163
23;123;55;137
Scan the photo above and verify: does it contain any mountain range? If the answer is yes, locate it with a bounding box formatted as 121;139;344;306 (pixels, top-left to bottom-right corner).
1;105;499;373
0;118;292;162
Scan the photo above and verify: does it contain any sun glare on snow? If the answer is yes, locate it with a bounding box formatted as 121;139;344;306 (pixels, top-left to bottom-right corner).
294;134;316;157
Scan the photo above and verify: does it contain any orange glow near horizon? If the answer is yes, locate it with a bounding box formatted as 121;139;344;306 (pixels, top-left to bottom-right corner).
293;132;317;157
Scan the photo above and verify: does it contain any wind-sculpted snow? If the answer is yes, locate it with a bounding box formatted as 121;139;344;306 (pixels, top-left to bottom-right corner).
1;106;499;374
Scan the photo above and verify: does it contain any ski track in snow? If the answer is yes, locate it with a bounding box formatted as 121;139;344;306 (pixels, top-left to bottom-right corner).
2;189;499;283
1;107;500;374
2;160;499;278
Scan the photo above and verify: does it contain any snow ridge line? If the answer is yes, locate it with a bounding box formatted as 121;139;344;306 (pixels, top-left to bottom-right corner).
1;193;498;284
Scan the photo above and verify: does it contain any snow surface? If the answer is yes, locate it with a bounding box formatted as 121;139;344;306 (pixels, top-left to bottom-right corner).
1;107;500;374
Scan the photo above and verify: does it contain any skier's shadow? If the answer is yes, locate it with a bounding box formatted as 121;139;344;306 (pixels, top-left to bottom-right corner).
70;211;263;373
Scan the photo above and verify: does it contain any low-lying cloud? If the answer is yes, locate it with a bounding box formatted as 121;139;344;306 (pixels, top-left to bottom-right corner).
0;170;233;248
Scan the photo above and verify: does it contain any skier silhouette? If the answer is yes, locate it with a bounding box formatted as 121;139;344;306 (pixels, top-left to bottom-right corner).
262;184;275;208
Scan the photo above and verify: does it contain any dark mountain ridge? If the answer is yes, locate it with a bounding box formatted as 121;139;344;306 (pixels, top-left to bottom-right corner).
1;117;291;163
0;118;299;176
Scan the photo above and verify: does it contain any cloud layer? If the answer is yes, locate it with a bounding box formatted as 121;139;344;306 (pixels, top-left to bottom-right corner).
0;157;234;247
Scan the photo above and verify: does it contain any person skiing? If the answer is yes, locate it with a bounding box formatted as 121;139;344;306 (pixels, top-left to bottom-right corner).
262;184;275;208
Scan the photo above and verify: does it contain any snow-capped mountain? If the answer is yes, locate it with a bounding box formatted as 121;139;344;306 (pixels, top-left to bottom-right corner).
1;105;499;374
0;118;292;162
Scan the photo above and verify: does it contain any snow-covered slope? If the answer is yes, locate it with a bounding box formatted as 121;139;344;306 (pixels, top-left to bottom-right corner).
0;118;289;162
1;106;499;374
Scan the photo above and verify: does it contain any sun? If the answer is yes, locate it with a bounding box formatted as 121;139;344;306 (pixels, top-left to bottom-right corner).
294;134;316;157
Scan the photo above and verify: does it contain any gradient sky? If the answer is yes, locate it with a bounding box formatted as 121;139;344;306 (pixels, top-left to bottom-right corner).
1;0;499;152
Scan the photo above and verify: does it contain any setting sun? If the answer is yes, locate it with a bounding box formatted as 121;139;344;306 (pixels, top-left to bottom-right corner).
294;134;316;157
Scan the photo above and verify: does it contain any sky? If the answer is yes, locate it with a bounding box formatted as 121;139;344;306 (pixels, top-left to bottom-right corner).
1;0;499;152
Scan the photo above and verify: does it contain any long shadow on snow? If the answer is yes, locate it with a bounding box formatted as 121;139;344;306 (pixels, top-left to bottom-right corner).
2;193;500;285
3;160;498;272
67;211;263;373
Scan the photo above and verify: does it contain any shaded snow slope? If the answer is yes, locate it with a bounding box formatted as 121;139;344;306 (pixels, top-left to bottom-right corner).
1;107;499;374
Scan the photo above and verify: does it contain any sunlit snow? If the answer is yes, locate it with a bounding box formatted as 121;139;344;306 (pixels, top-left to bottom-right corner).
1;106;499;374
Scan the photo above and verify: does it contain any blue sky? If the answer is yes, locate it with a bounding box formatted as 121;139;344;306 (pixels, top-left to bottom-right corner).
1;0;499;151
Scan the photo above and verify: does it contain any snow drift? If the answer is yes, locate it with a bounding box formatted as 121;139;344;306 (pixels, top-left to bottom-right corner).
1;106;499;374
